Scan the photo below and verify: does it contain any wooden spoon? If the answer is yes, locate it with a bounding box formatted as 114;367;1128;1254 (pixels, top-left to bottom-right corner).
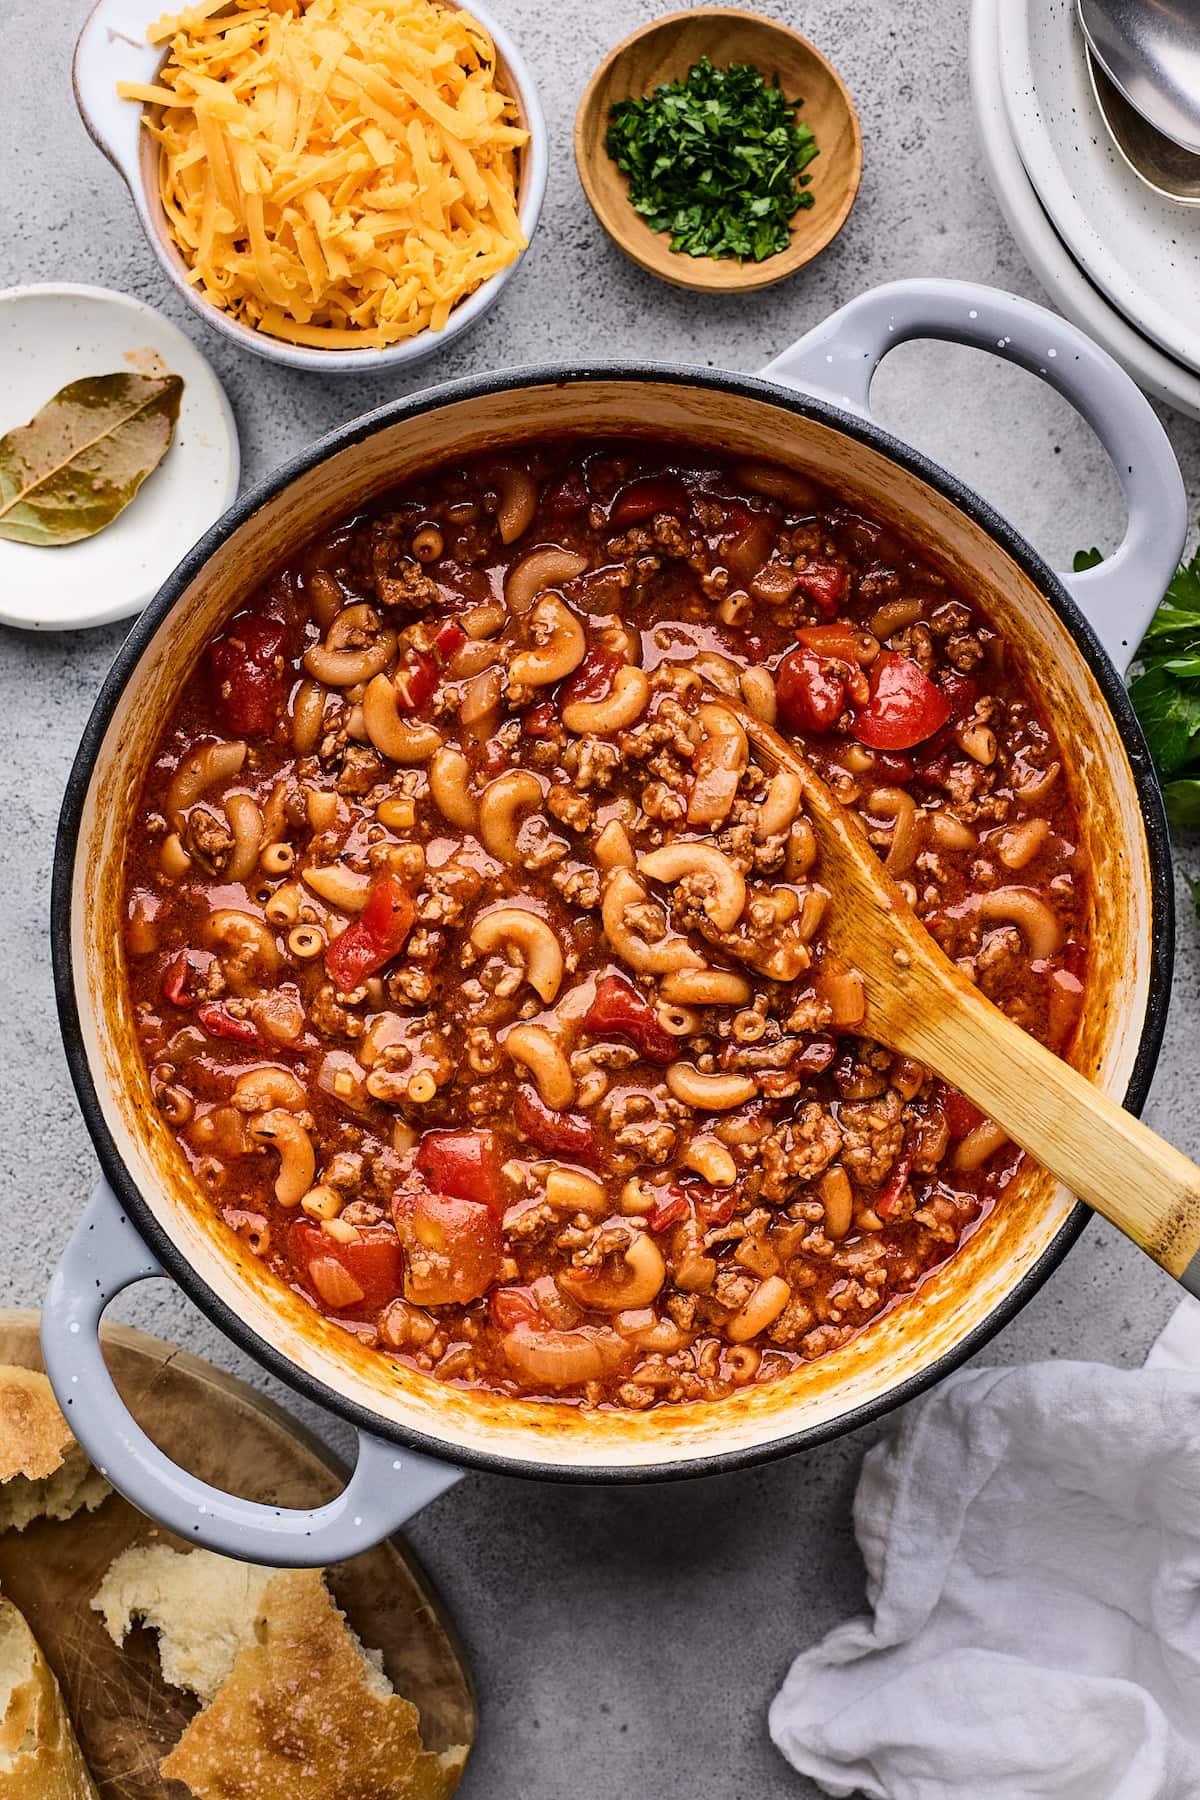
720;697;1200;1298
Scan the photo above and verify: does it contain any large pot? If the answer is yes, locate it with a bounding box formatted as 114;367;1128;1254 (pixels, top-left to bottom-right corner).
43;279;1186;1564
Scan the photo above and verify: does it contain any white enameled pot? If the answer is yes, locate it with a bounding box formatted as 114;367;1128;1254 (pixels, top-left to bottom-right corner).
43;280;1185;1563
72;0;548;373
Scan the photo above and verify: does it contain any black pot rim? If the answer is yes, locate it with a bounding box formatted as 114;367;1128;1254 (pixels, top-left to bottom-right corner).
50;361;1175;1486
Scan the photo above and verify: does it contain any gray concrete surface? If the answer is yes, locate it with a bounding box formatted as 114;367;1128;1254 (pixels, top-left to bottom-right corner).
3;1;1199;1795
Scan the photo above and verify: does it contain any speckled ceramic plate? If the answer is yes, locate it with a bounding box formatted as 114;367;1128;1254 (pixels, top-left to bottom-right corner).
0;284;239;631
997;0;1200;376
971;0;1200;421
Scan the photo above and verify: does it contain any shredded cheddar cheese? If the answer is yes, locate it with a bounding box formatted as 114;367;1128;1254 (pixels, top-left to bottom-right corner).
118;0;528;349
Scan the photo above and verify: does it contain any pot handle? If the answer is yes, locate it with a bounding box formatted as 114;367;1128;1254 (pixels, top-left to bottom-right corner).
41;1179;463;1566
762;278;1187;677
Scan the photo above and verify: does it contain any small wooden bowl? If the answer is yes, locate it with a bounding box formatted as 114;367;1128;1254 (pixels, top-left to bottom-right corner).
575;8;862;293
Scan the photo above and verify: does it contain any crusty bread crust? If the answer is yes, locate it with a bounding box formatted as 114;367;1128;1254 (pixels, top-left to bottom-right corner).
160;1570;466;1800
0;1598;98;1799
0;1370;72;1484
0;1367;109;1533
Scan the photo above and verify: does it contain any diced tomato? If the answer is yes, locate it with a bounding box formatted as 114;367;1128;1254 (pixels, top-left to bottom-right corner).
541;469;589;518
795;560;848;618
392;624;465;711
416;1129;504;1215
939;669;980;722
715;500;754;539
513;1087;599;1165
196;1003;262;1047
852;652;951;750
162;949;201;1009
392;1189;502;1307
393;655;438;712
876;1147;915;1219
696;1190;738;1229
210;611;290;738
941;1086;986;1140
433;619;467;664
875;751;915;782
583;973;676;1064
522;702;558;737
325;873;415;994
648;1190;689;1234
559;646;622;709
490;1287;542;1331
609;475;689;527
797;624;874;664
776;645;845;734
290;1222;404;1312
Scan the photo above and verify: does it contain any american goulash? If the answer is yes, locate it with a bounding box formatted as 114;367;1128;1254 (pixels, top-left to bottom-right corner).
121;442;1090;1410
117;0;528;348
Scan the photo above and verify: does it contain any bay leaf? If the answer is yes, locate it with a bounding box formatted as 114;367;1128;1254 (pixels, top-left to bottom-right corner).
0;370;184;547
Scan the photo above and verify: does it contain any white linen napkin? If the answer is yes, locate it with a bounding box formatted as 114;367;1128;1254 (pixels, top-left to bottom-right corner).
769;1300;1200;1800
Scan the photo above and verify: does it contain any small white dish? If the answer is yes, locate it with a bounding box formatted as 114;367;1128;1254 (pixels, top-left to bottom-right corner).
996;0;1200;376
72;0;547;374
0;284;239;631
970;0;1200;423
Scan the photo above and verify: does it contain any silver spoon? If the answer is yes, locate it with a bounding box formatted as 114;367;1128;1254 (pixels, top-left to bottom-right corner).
1085;43;1200;206
1077;0;1200;155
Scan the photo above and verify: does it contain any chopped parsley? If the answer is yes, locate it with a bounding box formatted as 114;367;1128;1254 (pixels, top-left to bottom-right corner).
604;56;820;264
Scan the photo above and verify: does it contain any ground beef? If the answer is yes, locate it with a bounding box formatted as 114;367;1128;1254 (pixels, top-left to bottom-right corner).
574;741;621;791
552;864;602;909
185;806;235;873
309;983;365;1039
838;1089;905;1188
833;1042;892;1101
856;568;900;604
547;784;593;833
336;747;384;795
713;1269;756;1312
758;1105;842;1201
766;1295;817;1347
368;521;442;612
946;632;986;672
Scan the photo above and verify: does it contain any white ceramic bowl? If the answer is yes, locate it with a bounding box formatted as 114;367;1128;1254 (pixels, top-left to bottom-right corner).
72;0;548;373
996;0;1200;377
970;0;1200;424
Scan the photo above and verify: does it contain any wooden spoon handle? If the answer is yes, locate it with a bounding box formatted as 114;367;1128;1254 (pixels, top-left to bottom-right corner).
725;695;1200;1293
895;983;1200;1297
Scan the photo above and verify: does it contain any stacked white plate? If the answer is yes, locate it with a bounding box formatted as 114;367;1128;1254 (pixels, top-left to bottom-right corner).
971;0;1200;421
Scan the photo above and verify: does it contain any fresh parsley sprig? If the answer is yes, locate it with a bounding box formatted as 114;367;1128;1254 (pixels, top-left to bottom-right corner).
604;56;820;264
1125;533;1200;829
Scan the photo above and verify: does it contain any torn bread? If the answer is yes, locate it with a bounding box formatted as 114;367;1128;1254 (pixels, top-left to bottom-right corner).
92;1543;278;1704
0;1368;109;1534
0;1596;98;1799
93;1545;467;1799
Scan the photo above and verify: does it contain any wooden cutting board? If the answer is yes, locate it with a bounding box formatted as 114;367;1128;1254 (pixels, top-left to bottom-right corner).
0;1311;475;1799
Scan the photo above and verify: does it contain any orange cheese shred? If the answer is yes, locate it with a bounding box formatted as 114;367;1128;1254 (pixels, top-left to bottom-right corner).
118;0;529;349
